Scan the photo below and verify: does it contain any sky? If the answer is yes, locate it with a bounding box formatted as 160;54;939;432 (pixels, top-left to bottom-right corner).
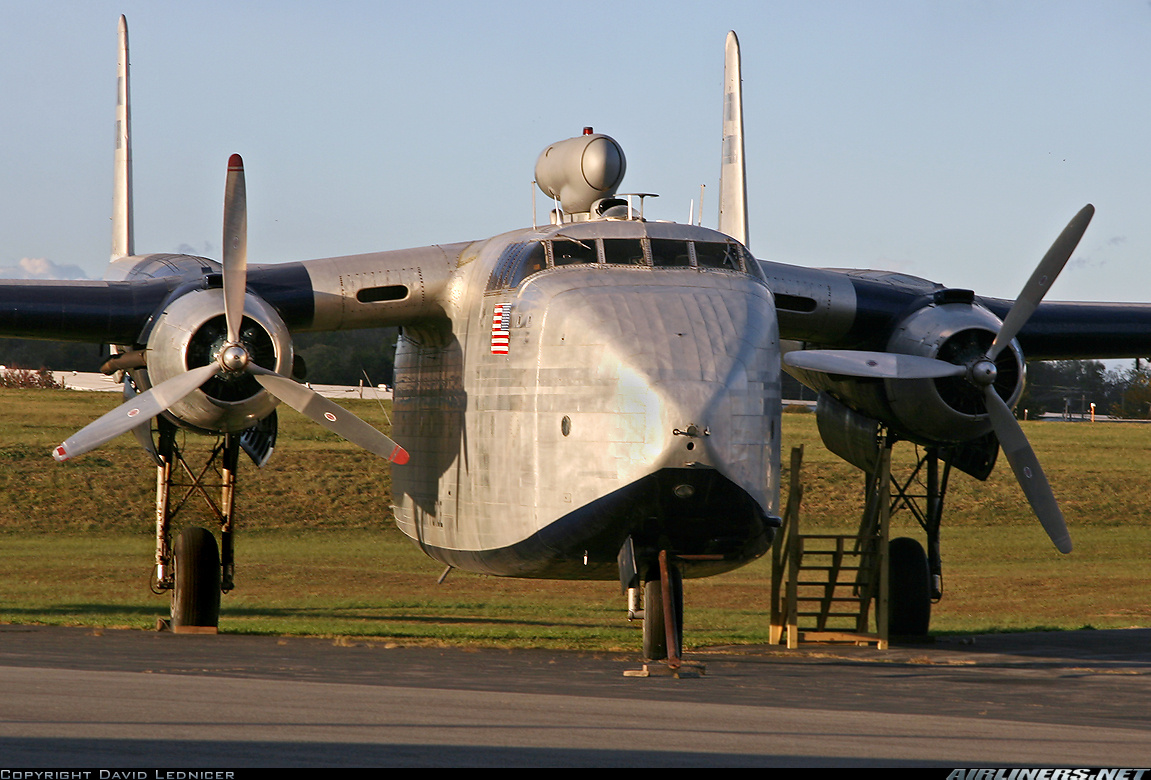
1;1;1150;305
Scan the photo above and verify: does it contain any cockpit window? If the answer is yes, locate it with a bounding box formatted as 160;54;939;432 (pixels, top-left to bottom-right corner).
509;242;547;286
552;237;598;266
649;239;692;267
487;236;759;291
693;241;744;272
602;238;647;265
487;241;547;291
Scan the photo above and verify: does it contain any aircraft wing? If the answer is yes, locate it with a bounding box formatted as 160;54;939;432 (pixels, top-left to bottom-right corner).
983;298;1151;360
0;237;471;468
0;278;176;343
0;243;472;345
280;243;472;333
762;259;1151;360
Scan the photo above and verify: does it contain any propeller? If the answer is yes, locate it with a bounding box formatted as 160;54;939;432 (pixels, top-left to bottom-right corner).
53;154;409;466
222;154;248;347
783;204;1094;554
783;350;967;380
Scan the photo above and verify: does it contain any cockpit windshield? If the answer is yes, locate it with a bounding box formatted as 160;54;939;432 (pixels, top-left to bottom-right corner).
693;241;744;271
488;235;758;291
649;239;692;267
602;239;646;265
552;236;596;266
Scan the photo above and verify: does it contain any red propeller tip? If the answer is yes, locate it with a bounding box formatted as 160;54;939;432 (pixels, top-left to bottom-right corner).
228;153;244;170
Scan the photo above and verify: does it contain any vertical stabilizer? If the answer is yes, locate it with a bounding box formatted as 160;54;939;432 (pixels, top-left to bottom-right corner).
718;30;748;248
111;15;134;261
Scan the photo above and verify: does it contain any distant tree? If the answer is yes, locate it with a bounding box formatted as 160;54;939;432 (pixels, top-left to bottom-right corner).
293;327;398;385
1111;366;1151;419
0;367;63;389
1018;360;1125;419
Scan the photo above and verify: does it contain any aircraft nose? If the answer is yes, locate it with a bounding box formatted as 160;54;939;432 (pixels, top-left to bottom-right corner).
539;276;780;505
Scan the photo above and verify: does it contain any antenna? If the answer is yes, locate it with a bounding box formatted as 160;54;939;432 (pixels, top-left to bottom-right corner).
616;193;658;221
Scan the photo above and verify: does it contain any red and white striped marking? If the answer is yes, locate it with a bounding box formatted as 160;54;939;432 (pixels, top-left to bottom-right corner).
490;303;511;354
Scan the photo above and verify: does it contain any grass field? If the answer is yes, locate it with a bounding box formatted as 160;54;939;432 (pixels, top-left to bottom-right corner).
1;388;1149;649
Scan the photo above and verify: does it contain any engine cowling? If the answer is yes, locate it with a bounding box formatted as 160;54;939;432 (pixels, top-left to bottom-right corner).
139;286;293;434
53;153;407;467
789;300;1024;446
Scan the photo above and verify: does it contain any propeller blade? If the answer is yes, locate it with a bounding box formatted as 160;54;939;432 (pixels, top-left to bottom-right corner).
983;387;1072;553
784;350;967;380
250;365;409;464
53;363;220;462
222;153;248;346
988;204;1094;361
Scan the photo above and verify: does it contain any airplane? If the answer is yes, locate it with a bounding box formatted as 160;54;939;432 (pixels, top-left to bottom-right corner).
3;17;1150;662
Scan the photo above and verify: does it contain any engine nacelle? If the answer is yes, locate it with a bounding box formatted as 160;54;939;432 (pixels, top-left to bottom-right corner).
815;392;882;473
140;286;293;434
791;300;1025;445
535;131;626;214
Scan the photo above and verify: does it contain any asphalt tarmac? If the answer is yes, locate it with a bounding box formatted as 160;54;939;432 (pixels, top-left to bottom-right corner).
1;625;1149;767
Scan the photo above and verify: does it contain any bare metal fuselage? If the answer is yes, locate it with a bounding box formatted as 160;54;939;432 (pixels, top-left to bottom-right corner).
389;220;782;580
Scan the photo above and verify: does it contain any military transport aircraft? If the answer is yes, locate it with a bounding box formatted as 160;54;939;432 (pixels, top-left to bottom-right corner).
3;18;1150;661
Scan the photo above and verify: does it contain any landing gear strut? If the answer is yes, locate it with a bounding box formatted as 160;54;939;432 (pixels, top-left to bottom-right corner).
889;445;951;604
150;418;243;633
882;437;992;636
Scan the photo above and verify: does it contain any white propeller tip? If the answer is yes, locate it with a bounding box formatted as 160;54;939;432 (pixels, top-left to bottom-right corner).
52;444;72;462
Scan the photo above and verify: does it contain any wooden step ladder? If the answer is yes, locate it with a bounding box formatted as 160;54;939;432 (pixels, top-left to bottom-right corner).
770;444;890;649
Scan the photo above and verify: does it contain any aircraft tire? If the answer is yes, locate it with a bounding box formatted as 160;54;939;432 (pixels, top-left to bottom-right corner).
888;536;931;636
642;566;683;661
171;526;221;630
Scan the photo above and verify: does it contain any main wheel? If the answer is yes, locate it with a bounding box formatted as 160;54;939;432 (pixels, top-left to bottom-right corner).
171;526;221;631
642;565;684;660
888;536;931;636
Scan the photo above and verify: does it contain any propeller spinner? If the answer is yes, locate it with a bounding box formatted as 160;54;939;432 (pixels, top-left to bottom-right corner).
53;155;409;466
784;204;1095;554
